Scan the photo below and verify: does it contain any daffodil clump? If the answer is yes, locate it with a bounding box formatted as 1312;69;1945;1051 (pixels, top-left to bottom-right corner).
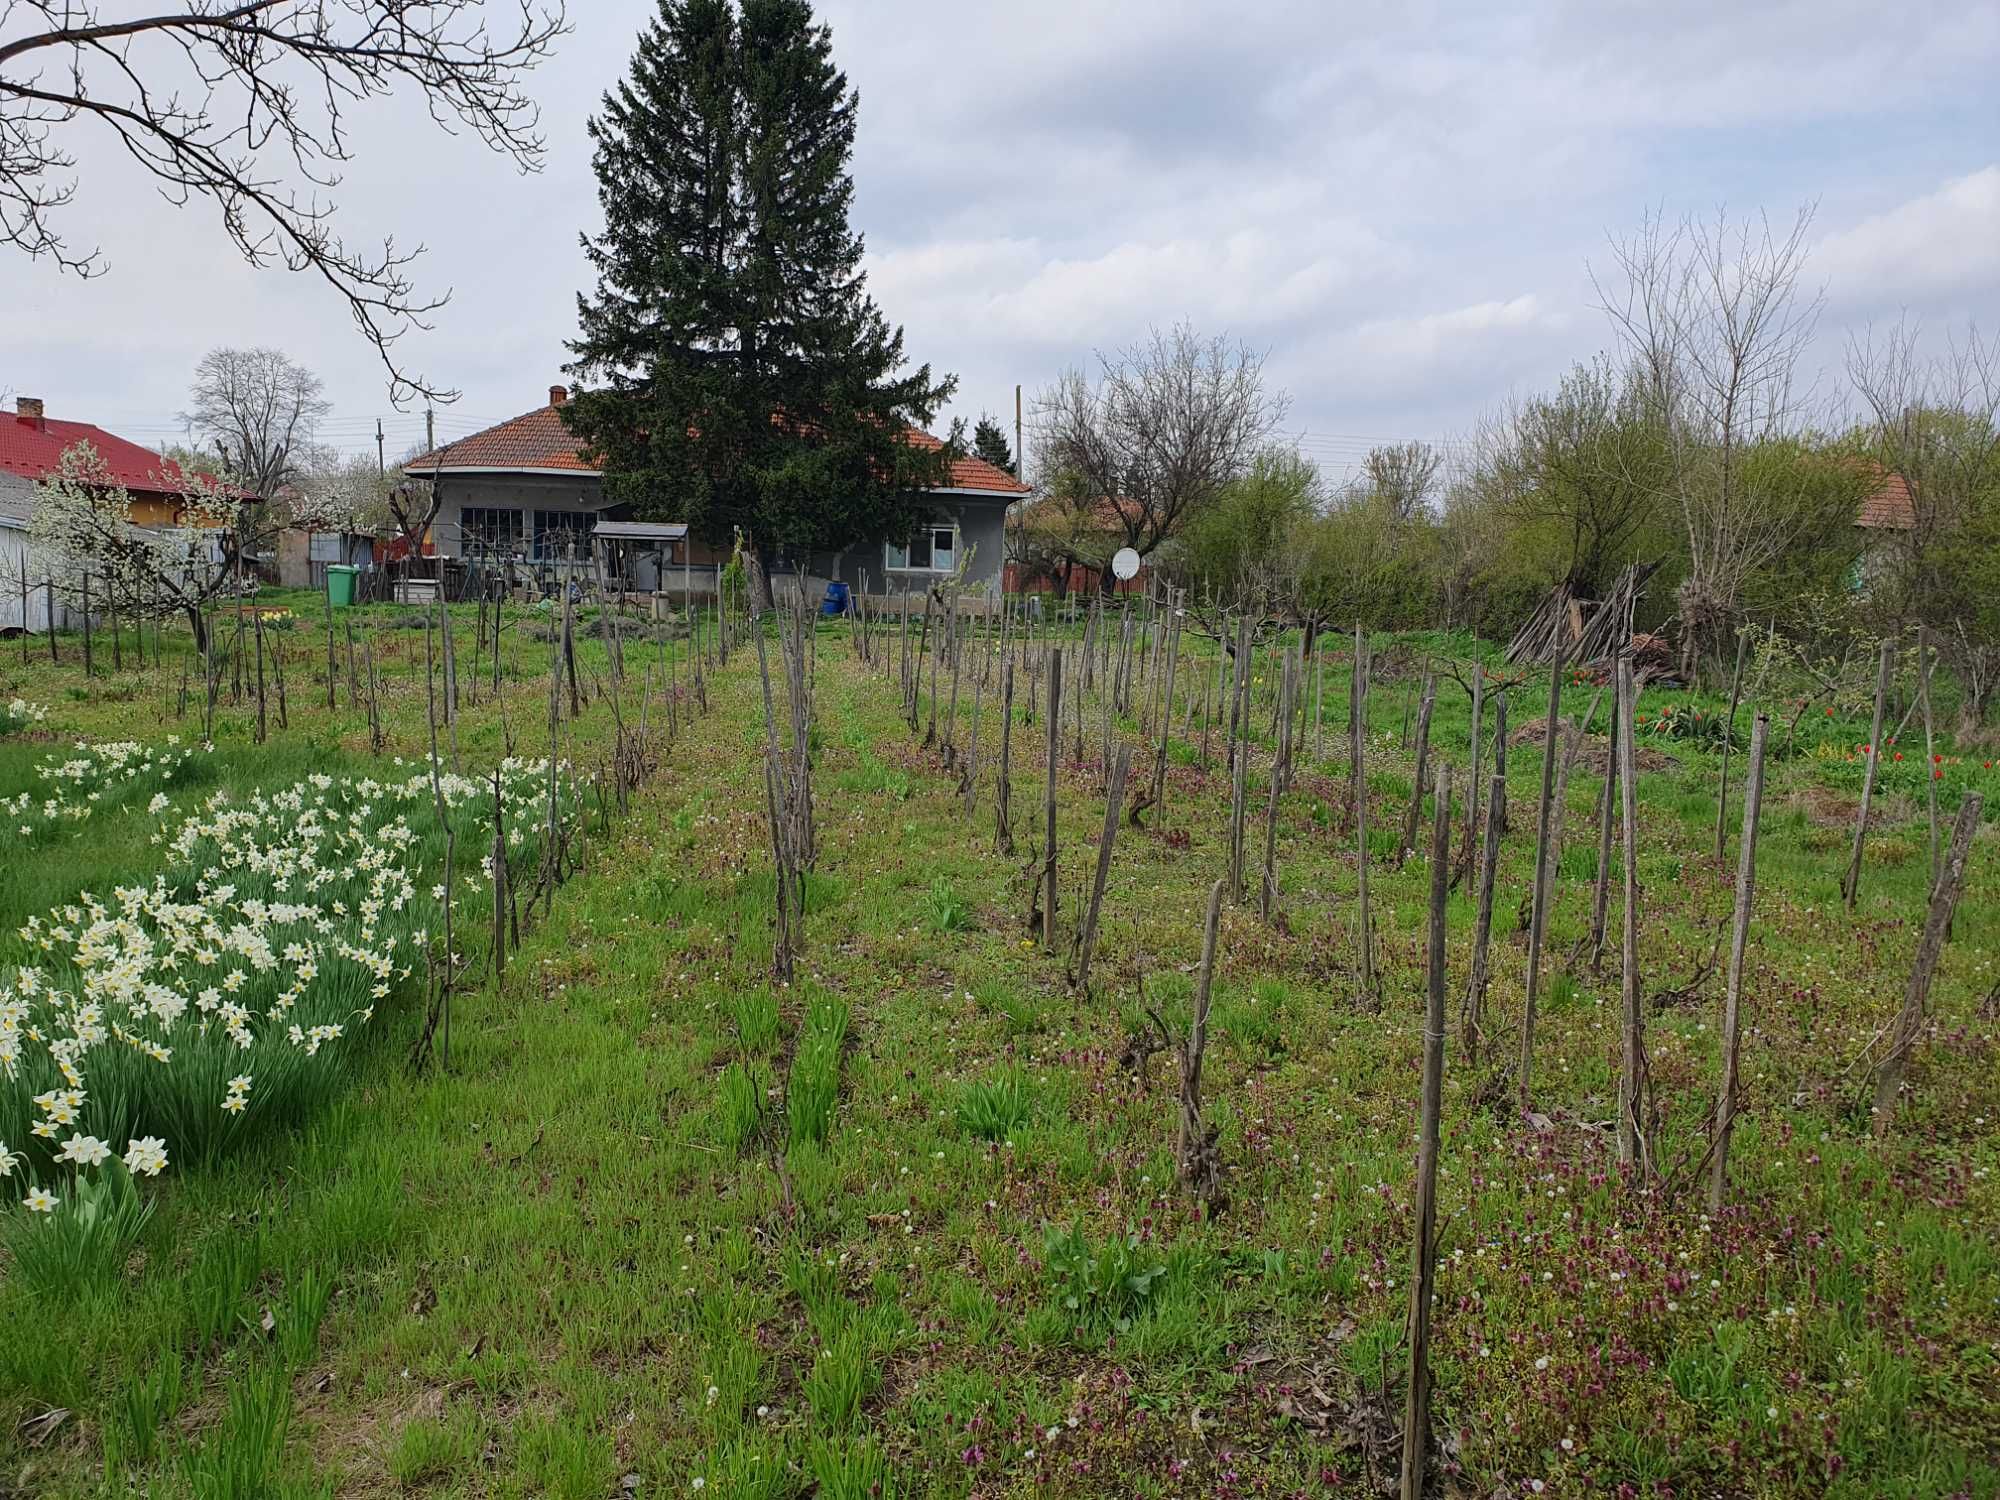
2;755;574;1282
1;697;50;734
4;737;201;842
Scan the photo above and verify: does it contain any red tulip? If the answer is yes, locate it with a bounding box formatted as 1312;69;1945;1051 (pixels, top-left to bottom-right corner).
1894;752;1903;761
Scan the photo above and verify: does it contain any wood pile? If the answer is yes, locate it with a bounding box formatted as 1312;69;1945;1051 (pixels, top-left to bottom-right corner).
1504;562;1662;672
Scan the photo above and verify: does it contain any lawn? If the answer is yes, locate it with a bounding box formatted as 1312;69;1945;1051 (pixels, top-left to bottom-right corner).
0;597;1995;1499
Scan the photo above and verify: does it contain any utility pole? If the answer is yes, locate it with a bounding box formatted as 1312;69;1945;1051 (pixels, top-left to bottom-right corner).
1014;383;1024;485
375;418;385;475
426;405;435;456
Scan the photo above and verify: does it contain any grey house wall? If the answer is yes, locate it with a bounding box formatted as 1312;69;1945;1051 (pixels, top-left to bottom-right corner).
431;472;1008;596
804;495;1008;597
431;472;609;559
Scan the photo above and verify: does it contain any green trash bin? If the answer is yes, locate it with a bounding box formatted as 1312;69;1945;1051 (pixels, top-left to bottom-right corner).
326;564;358;609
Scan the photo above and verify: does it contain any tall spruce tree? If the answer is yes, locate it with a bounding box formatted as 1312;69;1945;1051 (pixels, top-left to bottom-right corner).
564;0;956;610
972;413;1015;475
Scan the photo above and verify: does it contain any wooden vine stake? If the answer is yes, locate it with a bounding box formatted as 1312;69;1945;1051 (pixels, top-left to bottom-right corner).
1400;762;1452;1500
1074;743;1132;994
1041;648;1062;950
1841;639;1894;910
1713;629;1749;864
1871;792;1982;1135
1518;648;1566;1116
996;659;1015;855
1352;626;1378;1007
1615;653;1648;1169
1178;879;1227;1208
1462;772;1505;1067
1708;712;1769;1213
1587;681;1620;972
1457;663;1485;887
1227;622;1253;904
1398;669;1437;866
1258;648;1296;922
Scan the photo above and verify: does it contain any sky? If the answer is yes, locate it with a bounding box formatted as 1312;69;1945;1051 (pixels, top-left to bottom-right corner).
4;0;1997;487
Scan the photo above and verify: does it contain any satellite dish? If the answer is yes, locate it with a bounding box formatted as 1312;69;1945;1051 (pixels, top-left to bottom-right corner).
1111;547;1141;582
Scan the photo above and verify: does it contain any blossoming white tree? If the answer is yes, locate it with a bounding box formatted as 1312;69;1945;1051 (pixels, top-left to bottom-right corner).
28;440;355;652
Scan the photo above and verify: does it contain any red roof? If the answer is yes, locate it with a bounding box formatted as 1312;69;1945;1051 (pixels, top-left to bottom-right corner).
0;402;201;498
405;396;595;475
901;427;1030;494
1857;465;1916;530
406;389;1029;495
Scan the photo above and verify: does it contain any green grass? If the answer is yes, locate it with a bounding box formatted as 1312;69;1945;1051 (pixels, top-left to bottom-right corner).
0;608;1996;1497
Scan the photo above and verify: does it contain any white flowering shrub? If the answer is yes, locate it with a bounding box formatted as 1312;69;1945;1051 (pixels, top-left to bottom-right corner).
1;698;50;735
2;756;574;1282
3;738;202;843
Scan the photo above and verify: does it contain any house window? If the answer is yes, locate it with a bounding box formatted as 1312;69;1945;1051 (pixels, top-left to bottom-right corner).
533;509;594;561
461;506;526;555
887;524;957;573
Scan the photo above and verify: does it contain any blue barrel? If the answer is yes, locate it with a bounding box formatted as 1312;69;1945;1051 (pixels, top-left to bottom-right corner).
820;580;852;616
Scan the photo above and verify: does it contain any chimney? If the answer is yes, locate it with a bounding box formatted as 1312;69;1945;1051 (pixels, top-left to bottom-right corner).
16;396;44;428
548;384;568;407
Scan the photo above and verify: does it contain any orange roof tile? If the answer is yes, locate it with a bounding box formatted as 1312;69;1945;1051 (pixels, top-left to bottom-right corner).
1857;466;1916;530
405;396;594;474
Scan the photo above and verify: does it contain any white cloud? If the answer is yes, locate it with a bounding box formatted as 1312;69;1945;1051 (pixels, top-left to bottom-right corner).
1816;167;2000;307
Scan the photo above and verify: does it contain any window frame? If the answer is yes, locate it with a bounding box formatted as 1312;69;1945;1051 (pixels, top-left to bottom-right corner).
885;522;959;574
460;505;527;556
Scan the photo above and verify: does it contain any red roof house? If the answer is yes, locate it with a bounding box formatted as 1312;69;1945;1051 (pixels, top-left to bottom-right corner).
400;383;1028;595
0;396;213;523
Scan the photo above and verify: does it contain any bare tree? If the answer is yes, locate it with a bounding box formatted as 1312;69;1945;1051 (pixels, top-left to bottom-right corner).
1847;321;2000;725
182;347;331;504
1033;324;1286;567
1;2;569;403
1596;208;1824;681
1363;439;1442;523
29;438;352;650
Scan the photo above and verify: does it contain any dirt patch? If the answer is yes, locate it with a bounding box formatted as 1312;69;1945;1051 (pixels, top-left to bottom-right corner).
1789;786;1860;828
1508;716;1676;774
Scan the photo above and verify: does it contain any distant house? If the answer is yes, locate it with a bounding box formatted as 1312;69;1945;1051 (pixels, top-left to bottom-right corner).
0;395;229;632
401;383;1030;597
1853;463;1916;591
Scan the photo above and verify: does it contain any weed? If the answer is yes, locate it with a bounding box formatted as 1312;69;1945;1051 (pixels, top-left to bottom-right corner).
922;876;974;933
1042;1222;1166;1334
787;992;849;1146
716;1062;766;1149
957;1069;1032;1141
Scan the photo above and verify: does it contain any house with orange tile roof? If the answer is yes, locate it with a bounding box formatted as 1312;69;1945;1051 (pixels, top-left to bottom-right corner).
402;383;1029;596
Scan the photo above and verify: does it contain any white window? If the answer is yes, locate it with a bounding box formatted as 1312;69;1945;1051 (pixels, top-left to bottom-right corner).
887;524;957;573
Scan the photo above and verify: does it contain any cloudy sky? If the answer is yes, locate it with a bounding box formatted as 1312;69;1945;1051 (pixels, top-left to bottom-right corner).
4;0;1997;483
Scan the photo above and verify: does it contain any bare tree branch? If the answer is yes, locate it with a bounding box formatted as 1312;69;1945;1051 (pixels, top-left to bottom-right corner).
0;1;570;404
